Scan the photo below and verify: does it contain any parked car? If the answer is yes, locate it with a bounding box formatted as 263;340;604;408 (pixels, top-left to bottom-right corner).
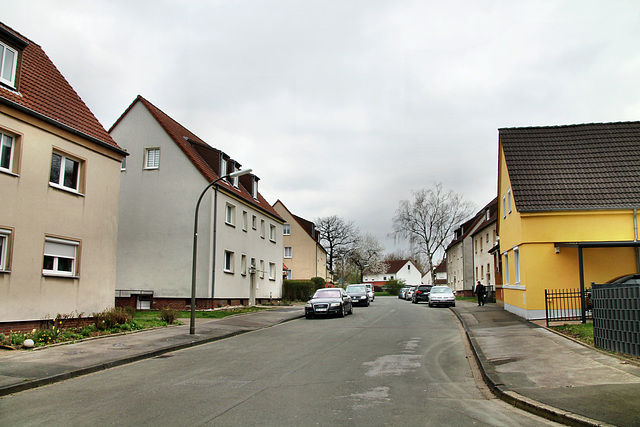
606;274;640;285
412;284;432;303
405;285;417;301
428;285;456;307
364;284;375;301
305;288;353;319
398;287;409;299
346;284;370;307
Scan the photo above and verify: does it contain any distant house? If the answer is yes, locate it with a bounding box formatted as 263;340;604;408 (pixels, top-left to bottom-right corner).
0;23;127;332
110;95;284;309
471;198;499;299
498;121;640;320
446;213;483;296
272;200;328;281
363;259;422;288
422;259;447;286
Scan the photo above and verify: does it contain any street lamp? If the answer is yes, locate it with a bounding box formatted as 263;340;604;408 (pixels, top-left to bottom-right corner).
190;168;253;335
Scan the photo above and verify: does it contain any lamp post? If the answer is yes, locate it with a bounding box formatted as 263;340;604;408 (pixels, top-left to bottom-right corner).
190;168;252;335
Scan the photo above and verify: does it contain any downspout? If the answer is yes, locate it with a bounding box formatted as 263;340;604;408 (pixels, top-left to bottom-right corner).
635;209;639;273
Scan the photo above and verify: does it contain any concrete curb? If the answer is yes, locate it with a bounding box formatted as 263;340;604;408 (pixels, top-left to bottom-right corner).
0;310;305;397
450;307;614;427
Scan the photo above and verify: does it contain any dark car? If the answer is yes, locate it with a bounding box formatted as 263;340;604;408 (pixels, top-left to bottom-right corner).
346;284;370;306
412;285;432;304
305;288;353;319
606;274;640;285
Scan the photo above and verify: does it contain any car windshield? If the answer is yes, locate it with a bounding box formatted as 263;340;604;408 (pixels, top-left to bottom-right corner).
431;287;451;294
346;285;365;292
314;290;341;298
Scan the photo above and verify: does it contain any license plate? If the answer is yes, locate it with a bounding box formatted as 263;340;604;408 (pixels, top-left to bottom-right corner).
316;308;327;312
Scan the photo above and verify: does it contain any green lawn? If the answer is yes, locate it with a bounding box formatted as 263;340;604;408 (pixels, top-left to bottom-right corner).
550;323;594;346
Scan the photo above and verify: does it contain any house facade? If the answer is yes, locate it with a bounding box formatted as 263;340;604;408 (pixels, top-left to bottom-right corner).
471;198;498;300
446;214;483;296
272;200;328;281
111;96;284;309
0;23;126;332
498;122;640;320
422;259;447;286
363;259;422;288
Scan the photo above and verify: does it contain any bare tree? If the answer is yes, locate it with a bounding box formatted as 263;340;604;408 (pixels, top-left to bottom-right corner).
316;215;358;281
349;233;384;283
392;183;474;284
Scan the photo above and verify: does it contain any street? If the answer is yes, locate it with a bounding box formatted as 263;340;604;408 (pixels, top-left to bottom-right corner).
0;298;560;426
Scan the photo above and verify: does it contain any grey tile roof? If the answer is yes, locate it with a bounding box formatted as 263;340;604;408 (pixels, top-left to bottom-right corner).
499;121;640;212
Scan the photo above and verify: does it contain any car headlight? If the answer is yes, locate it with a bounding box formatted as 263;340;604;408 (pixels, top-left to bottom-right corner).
330;302;341;307
306;302;312;307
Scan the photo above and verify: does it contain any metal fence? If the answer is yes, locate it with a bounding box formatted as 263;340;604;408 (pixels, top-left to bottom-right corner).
592;283;640;357
544;288;592;327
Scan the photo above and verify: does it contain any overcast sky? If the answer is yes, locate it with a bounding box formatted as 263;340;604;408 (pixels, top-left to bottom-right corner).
4;1;640;254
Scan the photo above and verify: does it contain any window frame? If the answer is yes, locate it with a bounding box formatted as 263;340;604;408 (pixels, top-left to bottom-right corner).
223;250;234;273
242;211;248;232
144;147;160;170
0;228;13;272
513;246;520;285
49;150;84;194
284;246;292;258
503;252;509;286
259;260;265;279
507;188;512;213
241;254;247;276
225;203;236;226
0;41;19;88
283;224;291;235
269;224;276;242
269;262;276;280
42;236;80;278
0;130;19;175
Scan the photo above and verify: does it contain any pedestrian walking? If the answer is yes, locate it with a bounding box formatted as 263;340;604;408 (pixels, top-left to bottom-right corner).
474;281;485;306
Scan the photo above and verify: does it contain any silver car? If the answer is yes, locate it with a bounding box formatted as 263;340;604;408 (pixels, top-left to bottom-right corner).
428;285;456;307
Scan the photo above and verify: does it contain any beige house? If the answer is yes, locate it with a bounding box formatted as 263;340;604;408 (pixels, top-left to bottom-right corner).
471;198;498;300
272;200;328;281
0;23;126;332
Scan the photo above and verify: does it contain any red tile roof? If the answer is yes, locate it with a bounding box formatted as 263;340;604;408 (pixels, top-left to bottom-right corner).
0;23;121;152
113;95;282;220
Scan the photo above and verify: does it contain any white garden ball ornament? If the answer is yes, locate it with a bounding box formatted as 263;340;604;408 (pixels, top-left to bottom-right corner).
23;339;34;348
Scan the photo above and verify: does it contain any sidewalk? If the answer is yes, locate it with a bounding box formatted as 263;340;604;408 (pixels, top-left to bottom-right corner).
452;300;640;427
0;307;304;397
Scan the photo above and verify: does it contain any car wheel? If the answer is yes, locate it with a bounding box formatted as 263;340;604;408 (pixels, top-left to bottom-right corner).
366;300;370;307
338;304;345;317
412;298;417;304
348;304;353;315
305;313;313;319
451;302;456;307
428;302;433;307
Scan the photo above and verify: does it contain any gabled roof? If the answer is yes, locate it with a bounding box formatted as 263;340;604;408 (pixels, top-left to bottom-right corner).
499;121;640;212
273;200;326;252
383;259;418;275
0;22;121;153
471;197;498;236
112;95;282;220
435;259;447;273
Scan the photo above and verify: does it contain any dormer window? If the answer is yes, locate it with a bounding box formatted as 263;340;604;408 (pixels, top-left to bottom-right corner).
0;41;18;88
220;156;227;178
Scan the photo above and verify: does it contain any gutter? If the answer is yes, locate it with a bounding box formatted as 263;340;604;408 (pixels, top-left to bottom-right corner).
0;97;128;157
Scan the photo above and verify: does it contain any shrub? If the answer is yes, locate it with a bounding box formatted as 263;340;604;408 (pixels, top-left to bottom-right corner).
93;307;133;330
283;280;314;301
385;279;405;296
159;307;177;324
310;277;326;290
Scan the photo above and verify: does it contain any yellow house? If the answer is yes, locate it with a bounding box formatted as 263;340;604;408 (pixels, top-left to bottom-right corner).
497;122;640;320
272;200;328;281
0;23;126;332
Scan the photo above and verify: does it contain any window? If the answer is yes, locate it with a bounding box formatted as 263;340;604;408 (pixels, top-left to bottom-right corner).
487;263;491;284
475;239;478;253
225;203;236;226
507;188;512;213
43;237;79;277
260;219;265;239
0;228;12;272
0;41;18;87
514;246;520;284
220;158;227;178
252;215;257;230
259;260;265;279
224;250;234;273
480;238;483;252
284;247;292;258
486;233;489;243
485;209;490;221
120;156;126;171
502;195;507;218
503;253;509;286
144;148;160;169
269;224;276;242
283;224;291;235
0;131;18;174
242;211;248;231
49;152;83;193
285;269;292;280
241;254;247;275
269;262;276;280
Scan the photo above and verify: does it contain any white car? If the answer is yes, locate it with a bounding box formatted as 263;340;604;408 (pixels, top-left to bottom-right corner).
428;285;456;307
364;284;375;301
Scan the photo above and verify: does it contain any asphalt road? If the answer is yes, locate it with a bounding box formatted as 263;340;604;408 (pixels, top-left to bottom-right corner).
0;297;560;426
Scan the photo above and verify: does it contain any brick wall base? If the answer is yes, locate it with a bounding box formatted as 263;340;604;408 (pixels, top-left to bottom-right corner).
115;296;281;311
0;317;94;335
